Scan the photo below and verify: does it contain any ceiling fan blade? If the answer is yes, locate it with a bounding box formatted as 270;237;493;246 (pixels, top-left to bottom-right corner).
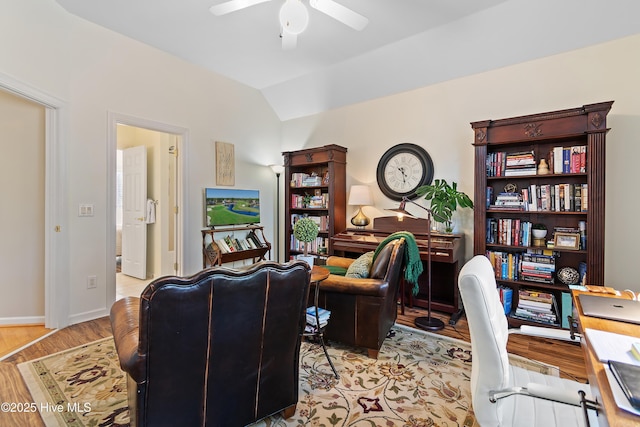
281;29;298;50
209;0;272;16
309;0;368;31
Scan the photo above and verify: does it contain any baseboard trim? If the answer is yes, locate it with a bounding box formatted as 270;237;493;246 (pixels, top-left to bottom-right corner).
0;316;46;326
67;308;110;326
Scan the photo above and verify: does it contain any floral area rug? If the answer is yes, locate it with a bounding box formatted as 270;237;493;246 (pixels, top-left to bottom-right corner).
18;324;554;427
17;337;128;427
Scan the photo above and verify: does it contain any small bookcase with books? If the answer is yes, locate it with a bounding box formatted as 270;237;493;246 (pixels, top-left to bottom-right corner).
201;225;271;268
282;145;347;263
472;101;613;329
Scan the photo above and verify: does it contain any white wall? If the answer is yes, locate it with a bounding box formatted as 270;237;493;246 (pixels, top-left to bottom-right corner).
283;33;640;292
0;0;283;325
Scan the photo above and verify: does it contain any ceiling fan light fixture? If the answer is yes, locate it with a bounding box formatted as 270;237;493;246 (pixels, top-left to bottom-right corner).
279;0;309;35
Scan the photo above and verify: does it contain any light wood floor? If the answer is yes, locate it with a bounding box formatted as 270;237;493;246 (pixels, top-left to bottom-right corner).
0;306;587;426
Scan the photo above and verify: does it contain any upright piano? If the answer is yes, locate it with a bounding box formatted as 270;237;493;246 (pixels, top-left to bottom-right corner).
331;216;465;323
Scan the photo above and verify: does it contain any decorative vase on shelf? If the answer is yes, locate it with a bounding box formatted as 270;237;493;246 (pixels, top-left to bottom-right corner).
532;229;547;239
532;225;547;247
537;159;549;175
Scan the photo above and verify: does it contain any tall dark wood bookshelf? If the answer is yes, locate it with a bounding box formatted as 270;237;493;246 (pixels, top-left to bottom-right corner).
471;101;613;329
282;144;347;262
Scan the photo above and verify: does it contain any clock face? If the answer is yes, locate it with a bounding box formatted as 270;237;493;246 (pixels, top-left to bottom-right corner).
377;143;434;201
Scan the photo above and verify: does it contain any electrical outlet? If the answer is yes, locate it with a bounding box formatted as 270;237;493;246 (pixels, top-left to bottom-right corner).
87;275;97;289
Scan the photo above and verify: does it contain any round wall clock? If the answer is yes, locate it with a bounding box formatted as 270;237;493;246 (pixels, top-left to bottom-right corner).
376;143;434;201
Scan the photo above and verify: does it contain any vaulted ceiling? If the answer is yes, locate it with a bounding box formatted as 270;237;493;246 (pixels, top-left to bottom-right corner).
54;0;640;120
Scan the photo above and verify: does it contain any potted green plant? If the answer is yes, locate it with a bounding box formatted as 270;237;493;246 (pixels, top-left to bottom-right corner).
293;217;319;266
415;179;473;233
532;223;548;239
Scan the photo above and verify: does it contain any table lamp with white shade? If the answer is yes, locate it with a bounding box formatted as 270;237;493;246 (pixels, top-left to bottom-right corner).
348;185;373;228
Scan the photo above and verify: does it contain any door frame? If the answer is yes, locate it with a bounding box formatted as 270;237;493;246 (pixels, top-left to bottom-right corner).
106;112;188;304
0;71;68;329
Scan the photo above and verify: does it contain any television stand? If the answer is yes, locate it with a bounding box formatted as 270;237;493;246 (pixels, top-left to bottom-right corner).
201;225;271;268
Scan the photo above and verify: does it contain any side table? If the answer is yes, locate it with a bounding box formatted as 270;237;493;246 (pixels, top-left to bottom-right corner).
304;265;339;379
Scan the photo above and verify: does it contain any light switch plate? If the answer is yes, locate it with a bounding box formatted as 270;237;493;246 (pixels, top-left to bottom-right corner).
79;204;94;217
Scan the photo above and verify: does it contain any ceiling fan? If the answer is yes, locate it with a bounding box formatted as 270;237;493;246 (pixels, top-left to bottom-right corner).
209;0;369;49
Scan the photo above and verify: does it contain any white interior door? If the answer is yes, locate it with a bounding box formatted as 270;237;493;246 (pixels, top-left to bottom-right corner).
122;145;147;279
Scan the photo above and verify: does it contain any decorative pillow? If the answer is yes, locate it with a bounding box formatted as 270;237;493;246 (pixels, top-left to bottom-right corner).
345;251;374;278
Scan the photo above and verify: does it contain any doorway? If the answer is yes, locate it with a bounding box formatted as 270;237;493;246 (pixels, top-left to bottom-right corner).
115;126;178;296
107;113;187;303
0;89;46;322
0;73;66;329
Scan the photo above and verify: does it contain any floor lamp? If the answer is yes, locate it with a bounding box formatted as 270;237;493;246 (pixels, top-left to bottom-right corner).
270;165;285;262
388;196;445;331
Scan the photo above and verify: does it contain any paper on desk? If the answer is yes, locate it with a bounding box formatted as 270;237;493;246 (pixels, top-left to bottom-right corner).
604;365;640;416
585;328;640;365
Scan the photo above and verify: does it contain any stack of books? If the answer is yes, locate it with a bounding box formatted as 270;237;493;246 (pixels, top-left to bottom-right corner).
305;306;331;333
290;172;323;187
490;192;527;210
513;289;559;326
520;251;555;284
504;151;537;176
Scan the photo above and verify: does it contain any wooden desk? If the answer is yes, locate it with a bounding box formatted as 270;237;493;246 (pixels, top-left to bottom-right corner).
573;290;640;427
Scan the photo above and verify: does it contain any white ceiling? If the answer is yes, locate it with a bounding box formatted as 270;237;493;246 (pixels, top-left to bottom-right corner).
54;0;640;120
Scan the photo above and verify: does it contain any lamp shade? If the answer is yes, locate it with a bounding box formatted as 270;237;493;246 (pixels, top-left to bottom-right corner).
270;164;285;175
348;185;373;206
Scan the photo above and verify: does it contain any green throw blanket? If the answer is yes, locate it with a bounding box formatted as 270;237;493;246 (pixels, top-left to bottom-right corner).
373;231;423;295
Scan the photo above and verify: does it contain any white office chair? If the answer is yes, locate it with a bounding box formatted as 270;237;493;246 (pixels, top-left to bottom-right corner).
458;255;600;427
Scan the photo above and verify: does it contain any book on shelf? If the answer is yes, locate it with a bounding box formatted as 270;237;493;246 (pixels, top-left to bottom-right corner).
485;219;532;247
223;236;237;252
504;167;536;176
485;250;520;281
215;239;230;254
248;230;264;248
498;286;513;315
561;291;573;329
290;172;324;188
506;150;536;166
486;186;493;208
549;145;587;174
512;309;558;325
562;147;571;174
512;289;559;326
519;289;555;304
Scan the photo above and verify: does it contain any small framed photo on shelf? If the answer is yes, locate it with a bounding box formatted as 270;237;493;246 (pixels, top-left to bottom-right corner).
322;170;330;185
554;232;580;250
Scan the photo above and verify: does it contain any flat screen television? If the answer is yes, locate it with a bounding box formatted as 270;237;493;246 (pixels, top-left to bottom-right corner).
204;188;260;227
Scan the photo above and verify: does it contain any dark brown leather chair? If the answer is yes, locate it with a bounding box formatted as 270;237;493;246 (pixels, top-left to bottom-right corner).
316;238;405;359
110;261;311;427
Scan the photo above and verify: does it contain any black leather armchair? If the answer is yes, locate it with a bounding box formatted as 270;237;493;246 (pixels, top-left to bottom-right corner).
110;261;311;427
